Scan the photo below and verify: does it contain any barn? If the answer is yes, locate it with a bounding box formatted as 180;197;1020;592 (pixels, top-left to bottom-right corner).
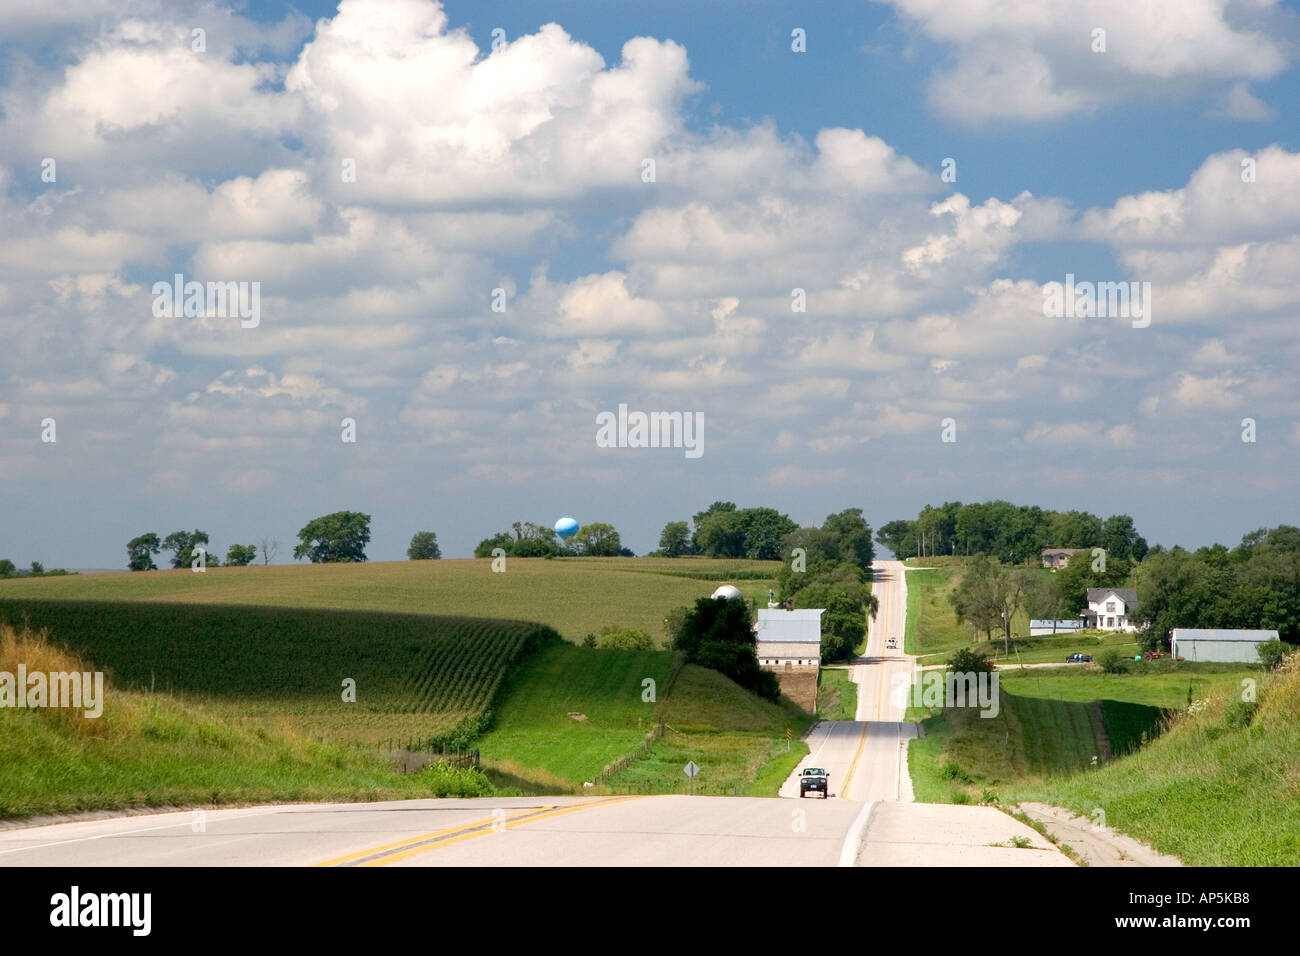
754;606;823;712
1170;628;1278;663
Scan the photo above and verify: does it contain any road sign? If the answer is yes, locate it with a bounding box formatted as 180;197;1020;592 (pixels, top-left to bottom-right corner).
683;761;699;778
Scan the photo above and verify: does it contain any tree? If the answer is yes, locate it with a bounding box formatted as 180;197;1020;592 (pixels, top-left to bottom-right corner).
474;532;513;558
876;519;916;559
225;544;258;566
259;537;280;565
822;508;875;572
28;561;44;575
0;559;16;578
127;533;161;571
674;595;778;701
162;529;211;570
695;509;746;558
691;501;737;552
1101;514;1148;562
948;557;1030;644
574;522;621;557
737;508;798;561
293;511;371;563
407;531;441;560
657;521;692;557
1054;550;1132;618
1023;572;1068;625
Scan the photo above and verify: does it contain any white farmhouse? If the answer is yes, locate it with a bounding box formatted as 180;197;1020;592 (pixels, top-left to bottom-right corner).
1171;629;1278;663
1082;588;1139;632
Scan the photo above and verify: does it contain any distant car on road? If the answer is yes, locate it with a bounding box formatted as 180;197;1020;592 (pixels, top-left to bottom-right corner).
886;637;898;649
1066;653;1093;663
799;767;829;798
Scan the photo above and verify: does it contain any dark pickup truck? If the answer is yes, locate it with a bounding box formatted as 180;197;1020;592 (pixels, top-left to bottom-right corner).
799;767;829;798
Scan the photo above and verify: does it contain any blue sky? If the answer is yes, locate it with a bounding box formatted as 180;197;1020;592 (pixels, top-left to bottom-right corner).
1;0;1298;567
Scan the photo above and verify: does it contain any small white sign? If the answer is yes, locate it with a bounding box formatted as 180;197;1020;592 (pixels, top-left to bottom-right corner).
683;761;700;778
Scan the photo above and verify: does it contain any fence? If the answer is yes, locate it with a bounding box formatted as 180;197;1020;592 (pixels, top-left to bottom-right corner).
588;651;687;787
381;739;481;774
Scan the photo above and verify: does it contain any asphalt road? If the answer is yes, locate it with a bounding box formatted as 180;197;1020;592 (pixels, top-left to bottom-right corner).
0;796;867;867
0;559;1072;866
779;559;915;803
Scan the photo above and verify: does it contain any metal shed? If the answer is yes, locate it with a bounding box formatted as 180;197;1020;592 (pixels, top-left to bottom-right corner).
1170;628;1278;663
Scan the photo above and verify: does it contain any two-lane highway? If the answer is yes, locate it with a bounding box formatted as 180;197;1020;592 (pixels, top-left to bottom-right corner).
779;560;916;803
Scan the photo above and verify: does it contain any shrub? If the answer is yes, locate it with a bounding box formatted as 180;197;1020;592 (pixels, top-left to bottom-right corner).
1257;639;1292;670
596;625;654;650
1100;650;1129;674
947;647;993;675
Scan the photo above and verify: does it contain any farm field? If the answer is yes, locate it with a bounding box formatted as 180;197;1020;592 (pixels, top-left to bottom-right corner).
0;623;491;819
0;599;557;749
0;557;781;643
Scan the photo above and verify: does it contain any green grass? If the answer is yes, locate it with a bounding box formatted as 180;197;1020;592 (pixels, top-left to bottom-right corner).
816;667;857;721
910;665;1260;800
0;598;556;749
997;660;1254;709
0;624;492;819
475;643;673;788
603;665;814;796
0;559;809;808
0;557;779;643
1011;658;1300;865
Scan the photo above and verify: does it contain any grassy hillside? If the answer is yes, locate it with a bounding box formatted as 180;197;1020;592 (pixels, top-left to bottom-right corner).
816;667;857;721
1013;655;1300;865
0;557;780;642
0;599;556;749
0;624;491;819
604;664;815;796
476;643;675;788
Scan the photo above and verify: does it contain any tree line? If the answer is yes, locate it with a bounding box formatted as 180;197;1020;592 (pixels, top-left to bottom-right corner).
876;500;1148;564
0;559;70;578
474;521;630;558
124;513;446;568
943;525;1300;651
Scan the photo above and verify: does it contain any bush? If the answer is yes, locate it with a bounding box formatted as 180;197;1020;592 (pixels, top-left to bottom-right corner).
1100;650;1129;674
596;625;654;650
947;648;993;675
1257;639;1292;670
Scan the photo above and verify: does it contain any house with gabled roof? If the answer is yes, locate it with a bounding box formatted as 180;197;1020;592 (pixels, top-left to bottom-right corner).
1082;587;1138;632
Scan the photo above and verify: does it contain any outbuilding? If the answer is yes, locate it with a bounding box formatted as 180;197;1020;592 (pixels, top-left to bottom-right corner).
754;606;823;712
1170;628;1278;663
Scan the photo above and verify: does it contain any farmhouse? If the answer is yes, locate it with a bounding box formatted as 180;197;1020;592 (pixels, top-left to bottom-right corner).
754;606;823;713
1171;629;1278;664
1040;548;1082;569
1082;588;1139;632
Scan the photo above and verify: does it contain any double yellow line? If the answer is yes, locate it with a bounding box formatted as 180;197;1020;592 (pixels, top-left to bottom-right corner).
313;795;647;867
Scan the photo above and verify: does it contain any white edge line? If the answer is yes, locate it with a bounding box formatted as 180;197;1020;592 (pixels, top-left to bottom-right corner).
0;808;282;857
838;799;878;868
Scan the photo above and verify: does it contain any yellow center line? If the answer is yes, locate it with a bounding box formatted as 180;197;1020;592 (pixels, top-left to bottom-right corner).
311;804;561;868
355;795;651;867
875;566;891;720
838;723;870;799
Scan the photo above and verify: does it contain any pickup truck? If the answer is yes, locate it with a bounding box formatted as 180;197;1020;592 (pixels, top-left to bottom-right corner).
799;766;829;798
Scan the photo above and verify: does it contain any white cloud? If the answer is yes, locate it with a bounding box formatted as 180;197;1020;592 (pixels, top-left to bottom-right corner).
878;0;1288;124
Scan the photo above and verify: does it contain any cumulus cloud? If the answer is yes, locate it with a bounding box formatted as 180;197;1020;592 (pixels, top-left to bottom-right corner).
877;0;1289;124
